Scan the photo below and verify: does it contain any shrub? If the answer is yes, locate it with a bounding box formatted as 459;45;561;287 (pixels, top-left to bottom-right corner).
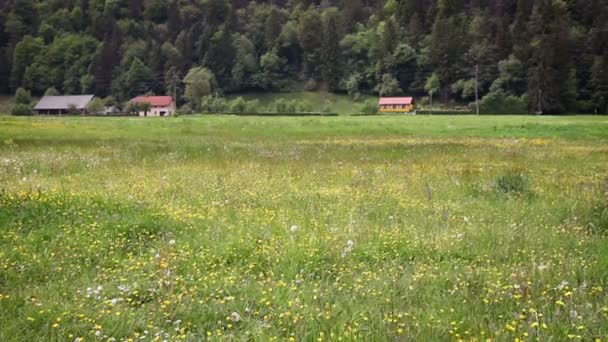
200;96;227;113
44;87;60;96
360;100;379;115
86;98;106;114
67;104;81;115
271;98;288;113
124;101;151;115
14;88;32;105
11;104;33;116
177;104;193;115
321;100;332;114
304;79;317;91
245;99;260;113
478;90;527;114
495;172;530;195
229;97;247;113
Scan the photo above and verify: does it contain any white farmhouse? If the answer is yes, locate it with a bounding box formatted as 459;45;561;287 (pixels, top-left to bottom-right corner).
130;96;176;117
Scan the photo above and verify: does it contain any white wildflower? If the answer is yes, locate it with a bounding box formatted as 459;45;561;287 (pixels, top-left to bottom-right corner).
341;240;355;258
230;312;241;322
557;280;569;291
290;225;300;234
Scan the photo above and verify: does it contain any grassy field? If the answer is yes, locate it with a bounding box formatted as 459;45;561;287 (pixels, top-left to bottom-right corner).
226;91;376;114
1;115;607;341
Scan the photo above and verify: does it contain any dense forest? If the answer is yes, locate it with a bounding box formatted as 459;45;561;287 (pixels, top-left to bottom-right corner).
1;0;608;113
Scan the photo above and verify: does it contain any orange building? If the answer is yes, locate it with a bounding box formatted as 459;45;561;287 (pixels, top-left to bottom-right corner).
378;97;416;113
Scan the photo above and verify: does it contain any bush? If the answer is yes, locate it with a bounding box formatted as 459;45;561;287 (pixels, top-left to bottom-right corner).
200;96;227;113
11;104;33;116
14;88;32;105
360;100;379;115
495;172;530;195
229;97;247;113
44;87;60;96
478;90;527;114
271;98;288;113
245;99;260;113
304;79;317;91
124;101;151;115
67;104;81;115
321;100;332;114
177;104;193;115
86;98;106;114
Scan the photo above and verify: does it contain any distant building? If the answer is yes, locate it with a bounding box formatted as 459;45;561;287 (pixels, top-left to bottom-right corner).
34;95;95;115
378;97;416;113
130;96;176;117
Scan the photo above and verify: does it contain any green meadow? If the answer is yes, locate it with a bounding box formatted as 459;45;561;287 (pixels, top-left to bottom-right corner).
0;115;607;341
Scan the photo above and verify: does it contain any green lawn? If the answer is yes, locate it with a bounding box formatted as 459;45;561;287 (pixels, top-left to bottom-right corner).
0;115;607;341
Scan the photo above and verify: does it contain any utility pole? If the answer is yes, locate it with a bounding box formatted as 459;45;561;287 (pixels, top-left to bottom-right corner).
537;89;542;115
475;64;479;115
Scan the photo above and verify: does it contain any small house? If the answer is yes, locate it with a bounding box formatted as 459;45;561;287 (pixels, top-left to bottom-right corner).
130;96;176;117
34;95;95;115
378;97;416;113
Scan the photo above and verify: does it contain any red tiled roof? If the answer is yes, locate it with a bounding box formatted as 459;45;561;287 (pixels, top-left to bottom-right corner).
378;97;414;105
131;96;174;107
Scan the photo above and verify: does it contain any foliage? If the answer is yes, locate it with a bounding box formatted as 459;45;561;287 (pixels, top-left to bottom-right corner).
2;0;608;113
10;103;32;116
200;96;226;114
376;74;402;96
184;67;217;110
360;99;379;115
124;101;152;115
424;73;440;97
125;58;153;99
44;87;59;96
495;172;530;195
86;98;106;114
478;89;528;114
227;97;260;113
14;87;31;104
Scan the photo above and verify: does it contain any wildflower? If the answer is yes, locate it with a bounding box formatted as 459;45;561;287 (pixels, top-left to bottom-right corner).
230;312;241;323
290;225;300;234
557;280;569;291
455;233;465;240
168;239;176;246
117;285;131;293
341;240;355;257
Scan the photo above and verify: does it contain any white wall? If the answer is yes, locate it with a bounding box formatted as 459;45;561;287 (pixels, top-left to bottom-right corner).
138;103;176;117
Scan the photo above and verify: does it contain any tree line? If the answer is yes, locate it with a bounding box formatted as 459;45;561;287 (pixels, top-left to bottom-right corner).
0;0;607;114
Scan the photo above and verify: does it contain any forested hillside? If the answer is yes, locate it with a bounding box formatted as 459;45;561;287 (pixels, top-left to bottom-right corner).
1;0;607;113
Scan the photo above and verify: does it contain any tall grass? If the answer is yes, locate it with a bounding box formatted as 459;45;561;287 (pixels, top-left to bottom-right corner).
0;116;607;340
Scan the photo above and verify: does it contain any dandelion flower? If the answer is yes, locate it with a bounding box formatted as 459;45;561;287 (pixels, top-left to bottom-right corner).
230;312;241;323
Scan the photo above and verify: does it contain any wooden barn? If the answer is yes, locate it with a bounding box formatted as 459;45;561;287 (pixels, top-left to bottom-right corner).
378;97;416;113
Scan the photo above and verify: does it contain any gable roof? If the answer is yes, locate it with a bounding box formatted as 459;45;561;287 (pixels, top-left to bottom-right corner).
378;97;414;105
34;95;95;110
131;96;174;107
